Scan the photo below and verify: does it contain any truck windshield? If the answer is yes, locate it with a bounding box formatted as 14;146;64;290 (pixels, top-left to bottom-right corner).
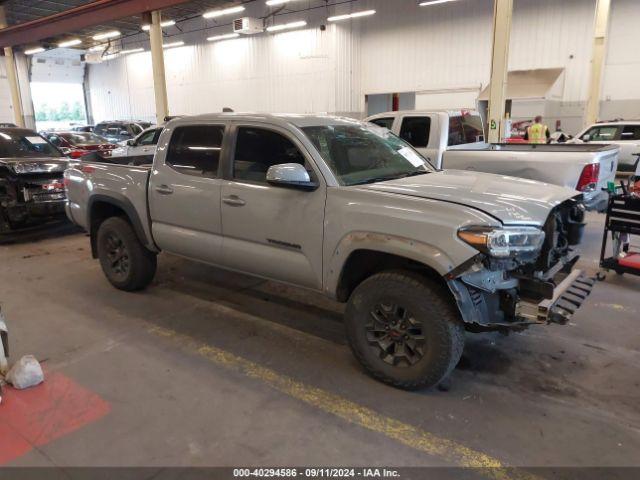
303;124;435;186
0;131;61;158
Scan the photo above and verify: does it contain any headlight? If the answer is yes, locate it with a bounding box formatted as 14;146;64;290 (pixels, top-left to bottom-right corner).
11;162;66;174
458;226;545;258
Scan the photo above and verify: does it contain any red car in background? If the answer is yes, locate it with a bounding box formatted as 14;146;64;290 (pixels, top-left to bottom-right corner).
42;131;117;159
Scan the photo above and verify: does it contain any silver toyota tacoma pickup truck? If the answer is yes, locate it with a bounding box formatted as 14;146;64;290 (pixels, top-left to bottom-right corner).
65;114;595;390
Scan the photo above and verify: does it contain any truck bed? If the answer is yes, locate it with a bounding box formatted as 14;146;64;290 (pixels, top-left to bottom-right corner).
65;157;153;246
460;143;619;153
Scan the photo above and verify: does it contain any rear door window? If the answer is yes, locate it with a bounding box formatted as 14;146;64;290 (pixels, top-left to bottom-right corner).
399;117;431;148
166;125;225;178
233;127;309;183
620;125;640;141
586;126;619;141
369;117;395;130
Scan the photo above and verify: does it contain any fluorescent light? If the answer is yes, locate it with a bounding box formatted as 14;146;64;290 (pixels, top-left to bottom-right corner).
142;20;176;31
419;0;457;5
104;53;119;60
92;30;120;40
203;5;245;19
58;38;82;48
24;47;45;55
266;20;307;32
163;41;185;49
207;33;240;41
120;48;144;54
327;9;376;22
88;45;106;52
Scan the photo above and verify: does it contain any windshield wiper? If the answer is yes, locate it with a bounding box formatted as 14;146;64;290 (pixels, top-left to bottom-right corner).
350;170;430;186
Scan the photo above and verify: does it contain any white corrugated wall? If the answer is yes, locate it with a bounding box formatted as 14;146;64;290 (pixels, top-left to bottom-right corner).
85;0;640;128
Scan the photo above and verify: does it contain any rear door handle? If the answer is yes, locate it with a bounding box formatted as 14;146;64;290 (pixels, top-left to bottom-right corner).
155;185;174;195
223;195;246;207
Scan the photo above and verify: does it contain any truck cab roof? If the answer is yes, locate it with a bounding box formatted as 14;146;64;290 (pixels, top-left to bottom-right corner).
168;113;365;129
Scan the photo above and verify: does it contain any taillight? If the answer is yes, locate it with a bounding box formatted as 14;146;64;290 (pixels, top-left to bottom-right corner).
70;149;89;159
577;163;600;192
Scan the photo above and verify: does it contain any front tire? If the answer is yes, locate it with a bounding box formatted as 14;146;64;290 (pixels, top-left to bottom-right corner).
345;271;465;390
97;217;157;291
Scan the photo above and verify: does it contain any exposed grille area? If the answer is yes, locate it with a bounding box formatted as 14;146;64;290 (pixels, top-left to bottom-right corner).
536;198;586;273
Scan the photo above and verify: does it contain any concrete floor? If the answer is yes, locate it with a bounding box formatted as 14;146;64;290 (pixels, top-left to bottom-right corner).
0;212;638;471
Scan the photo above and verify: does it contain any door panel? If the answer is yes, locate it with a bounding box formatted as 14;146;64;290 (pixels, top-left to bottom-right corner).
221;181;325;288
220;125;325;289
149;124;226;265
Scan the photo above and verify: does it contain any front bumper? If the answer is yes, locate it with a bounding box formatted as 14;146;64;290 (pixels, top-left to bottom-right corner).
515;269;596;325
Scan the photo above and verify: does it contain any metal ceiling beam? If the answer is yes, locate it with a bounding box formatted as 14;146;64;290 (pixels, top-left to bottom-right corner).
0;0;195;47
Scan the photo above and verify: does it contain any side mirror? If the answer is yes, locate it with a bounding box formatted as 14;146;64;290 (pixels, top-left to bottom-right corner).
127;139;135;146
266;163;318;191
581;134;591;142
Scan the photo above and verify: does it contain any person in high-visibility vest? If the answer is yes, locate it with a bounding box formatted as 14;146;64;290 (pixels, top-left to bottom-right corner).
524;116;550;144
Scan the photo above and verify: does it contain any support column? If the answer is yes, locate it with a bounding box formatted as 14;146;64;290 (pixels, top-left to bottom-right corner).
0;7;25;127
487;0;513;144
149;10;169;124
585;0;611;127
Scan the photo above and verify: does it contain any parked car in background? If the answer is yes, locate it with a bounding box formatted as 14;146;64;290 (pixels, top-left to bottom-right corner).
0;128;68;232
570;120;640;172
94;121;153;144
366;110;619;211
71;125;95;133
42;131;118;159
65;113;594;390
110;126;163;162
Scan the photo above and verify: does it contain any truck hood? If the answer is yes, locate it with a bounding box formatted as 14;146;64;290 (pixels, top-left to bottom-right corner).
361;170;578;226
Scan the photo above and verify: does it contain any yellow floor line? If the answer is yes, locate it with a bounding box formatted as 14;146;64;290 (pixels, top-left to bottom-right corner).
148;325;539;480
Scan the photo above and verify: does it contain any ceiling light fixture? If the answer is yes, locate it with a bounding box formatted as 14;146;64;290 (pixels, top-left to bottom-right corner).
24;47;45;55
163;41;185;49
58;38;82;48
88;45;106;52
104;53;120;60
266;20;307;32
419;0;457;5
120;48;144;54
327;10;376;22
207;32;241;41
141;20;176;31
92;30;120;41
203;5;245;19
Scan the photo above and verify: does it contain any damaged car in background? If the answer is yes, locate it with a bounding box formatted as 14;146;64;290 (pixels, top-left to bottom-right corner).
65;114;595;390
0;128;68;233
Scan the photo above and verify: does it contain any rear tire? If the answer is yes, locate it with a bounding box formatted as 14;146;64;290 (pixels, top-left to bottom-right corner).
345;271;465;390
97;216;157;291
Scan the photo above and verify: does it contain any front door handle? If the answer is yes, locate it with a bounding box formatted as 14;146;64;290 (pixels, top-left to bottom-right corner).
155;185;174;195
223;195;246;207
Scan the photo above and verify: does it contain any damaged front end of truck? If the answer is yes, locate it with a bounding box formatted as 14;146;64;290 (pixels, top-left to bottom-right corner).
447;198;596;332
0;160;68;233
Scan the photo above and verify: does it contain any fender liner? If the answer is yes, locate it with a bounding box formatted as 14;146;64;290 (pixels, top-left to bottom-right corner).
87;193;156;257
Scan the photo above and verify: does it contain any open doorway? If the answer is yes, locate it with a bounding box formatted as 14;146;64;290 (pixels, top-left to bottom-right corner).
31;82;87;131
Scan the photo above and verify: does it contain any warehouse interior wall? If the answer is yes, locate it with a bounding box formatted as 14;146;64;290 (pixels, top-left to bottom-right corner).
84;0;639;135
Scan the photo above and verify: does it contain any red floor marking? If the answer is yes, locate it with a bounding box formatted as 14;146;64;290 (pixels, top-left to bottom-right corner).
0;370;110;465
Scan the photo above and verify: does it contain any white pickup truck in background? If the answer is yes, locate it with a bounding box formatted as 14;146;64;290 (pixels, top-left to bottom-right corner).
569;120;640;174
365;110;619;212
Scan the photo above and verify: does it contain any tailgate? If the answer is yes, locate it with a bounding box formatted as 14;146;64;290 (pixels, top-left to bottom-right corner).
595;147;619;190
